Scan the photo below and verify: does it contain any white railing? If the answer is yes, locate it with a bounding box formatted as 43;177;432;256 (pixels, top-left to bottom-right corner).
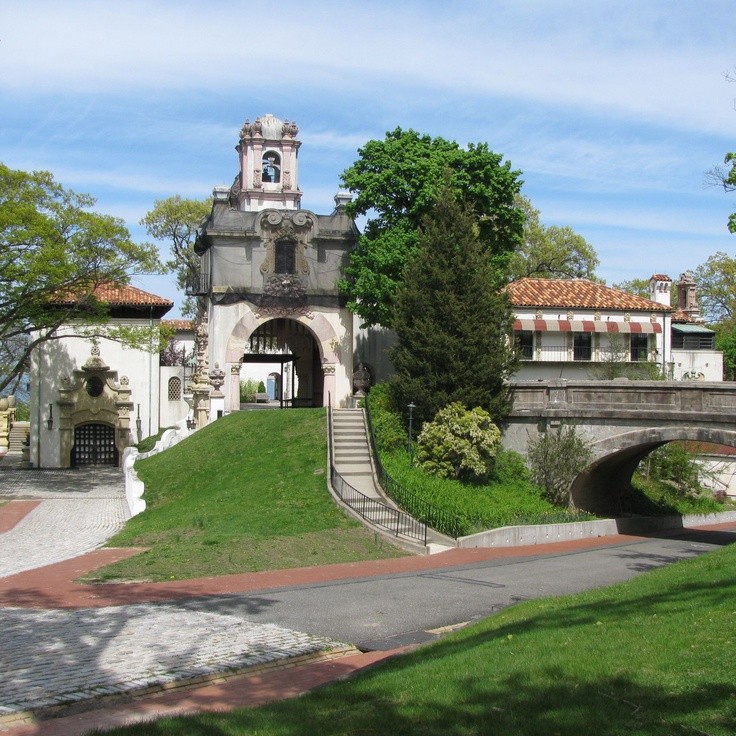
122;420;193;517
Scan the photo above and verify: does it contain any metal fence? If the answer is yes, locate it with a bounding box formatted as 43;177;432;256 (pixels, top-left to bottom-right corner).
363;400;465;539
327;402;429;545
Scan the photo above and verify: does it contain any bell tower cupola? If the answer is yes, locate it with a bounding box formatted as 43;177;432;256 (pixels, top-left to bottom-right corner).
233;114;302;212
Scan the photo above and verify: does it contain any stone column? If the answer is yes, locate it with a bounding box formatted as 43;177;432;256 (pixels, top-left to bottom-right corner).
322;364;336;407
230;363;242;412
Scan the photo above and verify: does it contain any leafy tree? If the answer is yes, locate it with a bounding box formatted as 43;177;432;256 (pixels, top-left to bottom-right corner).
508;196;599;281
140;195;210;318
0;163;160;395
692;251;736;323
611;278;651;299
389;182;519;428
416;402;501;482
527;424;592;508
641;443;701;496
340;128;524;327
704;69;736;233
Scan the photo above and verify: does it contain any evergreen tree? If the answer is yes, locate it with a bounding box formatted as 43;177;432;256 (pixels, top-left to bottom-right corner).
389;182;519;428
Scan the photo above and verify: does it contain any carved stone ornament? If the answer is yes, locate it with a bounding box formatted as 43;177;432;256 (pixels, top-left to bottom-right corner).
258;211;313;276
352;363;371;395
281;119;299;138
254;275;312;319
239;117;263;138
209;363;226;394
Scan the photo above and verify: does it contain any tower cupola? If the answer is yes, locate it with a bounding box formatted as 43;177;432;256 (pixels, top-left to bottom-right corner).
233;114;302;211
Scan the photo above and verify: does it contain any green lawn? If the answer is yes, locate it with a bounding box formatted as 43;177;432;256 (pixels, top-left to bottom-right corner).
96;534;736;736
88;409;405;582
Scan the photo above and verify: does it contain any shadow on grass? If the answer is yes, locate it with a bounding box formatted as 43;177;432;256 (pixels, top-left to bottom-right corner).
97;553;736;736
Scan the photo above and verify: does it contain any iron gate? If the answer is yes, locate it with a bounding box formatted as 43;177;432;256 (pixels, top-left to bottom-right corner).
72;423;118;466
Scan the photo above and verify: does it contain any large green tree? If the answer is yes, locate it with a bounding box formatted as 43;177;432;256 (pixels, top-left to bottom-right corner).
340;128;524;327
692;251;736;323
508;195;599;281
389;182;519;428
140;195;210;318
0;163;161;394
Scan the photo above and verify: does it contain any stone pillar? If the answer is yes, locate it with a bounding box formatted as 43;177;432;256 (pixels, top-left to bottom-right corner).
322;364;336;407
229;363;242;411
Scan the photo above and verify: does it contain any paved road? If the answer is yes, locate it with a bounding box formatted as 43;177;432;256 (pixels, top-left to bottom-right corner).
1;463;735;719
177;529;735;649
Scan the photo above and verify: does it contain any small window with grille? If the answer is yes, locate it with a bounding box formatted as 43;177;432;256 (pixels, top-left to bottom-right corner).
168;376;182;401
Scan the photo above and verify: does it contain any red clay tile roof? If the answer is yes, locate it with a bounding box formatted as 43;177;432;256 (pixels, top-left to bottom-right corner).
506;278;671;312
162;319;195;331
650;274;671;281
671;309;698;323
52;281;173;308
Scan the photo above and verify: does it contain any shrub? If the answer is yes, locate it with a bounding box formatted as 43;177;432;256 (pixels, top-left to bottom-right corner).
641;443;701;495
527;424;592;508
257;380;266;393
416;402;501;482
239;378;259;403
367;383;407;453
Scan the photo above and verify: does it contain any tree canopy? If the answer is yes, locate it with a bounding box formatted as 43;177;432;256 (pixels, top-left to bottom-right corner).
508;196;599;281
340;128;524;327
140;195;210;318
0;163;160;395
692;251;736;323
389;182;519;428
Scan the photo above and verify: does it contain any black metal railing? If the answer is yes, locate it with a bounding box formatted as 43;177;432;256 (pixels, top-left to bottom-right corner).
327;399;429;545
363;399;465;539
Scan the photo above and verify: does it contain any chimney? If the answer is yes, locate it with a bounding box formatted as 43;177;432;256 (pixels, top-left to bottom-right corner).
648;274;671;307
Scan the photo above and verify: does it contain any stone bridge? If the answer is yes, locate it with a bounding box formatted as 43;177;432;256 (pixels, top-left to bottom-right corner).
503;379;736;516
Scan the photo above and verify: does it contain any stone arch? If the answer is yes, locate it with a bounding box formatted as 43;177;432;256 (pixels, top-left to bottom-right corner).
571;426;736;516
225;306;342;407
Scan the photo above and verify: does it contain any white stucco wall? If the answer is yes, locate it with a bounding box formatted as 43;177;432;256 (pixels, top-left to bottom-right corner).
29;322;161;468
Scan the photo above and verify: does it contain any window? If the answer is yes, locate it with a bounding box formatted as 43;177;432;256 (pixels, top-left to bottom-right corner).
275;240;296;274
168;376;182;401
630;334;649;362
262;152;281;183
573;332;592;361
516;330;534;360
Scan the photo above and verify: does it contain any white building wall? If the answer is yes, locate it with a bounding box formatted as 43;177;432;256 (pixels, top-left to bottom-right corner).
670;349;723;382
30;322;161;468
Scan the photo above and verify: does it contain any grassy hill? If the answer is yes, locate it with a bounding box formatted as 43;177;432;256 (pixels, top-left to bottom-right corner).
90;409;405;582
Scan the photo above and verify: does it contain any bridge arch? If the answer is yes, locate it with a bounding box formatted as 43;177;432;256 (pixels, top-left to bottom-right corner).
571;426;736;515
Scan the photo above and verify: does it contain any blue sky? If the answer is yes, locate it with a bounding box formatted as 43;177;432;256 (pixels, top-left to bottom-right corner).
1;0;734;317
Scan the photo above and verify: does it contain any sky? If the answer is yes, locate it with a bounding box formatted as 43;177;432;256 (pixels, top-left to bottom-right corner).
1;0;734;317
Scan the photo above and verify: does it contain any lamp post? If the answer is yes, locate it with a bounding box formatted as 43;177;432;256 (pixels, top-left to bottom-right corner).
407;402;416;462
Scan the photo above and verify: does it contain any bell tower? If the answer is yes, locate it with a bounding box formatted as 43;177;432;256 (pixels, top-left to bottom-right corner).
232;114;302;211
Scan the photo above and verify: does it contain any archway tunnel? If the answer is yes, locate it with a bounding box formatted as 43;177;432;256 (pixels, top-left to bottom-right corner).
569;426;736;517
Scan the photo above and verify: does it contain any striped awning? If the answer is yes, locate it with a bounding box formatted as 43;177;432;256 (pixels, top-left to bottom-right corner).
513;319;662;334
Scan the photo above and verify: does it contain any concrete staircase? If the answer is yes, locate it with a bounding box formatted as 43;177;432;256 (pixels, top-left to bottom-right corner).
331;409;380;499
8;421;30;454
330;409;455;553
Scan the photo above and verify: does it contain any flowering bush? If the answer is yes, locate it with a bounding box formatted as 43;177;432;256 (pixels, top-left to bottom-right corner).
417;402;501;482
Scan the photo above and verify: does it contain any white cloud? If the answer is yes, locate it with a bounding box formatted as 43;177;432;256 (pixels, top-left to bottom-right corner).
2;0;733;137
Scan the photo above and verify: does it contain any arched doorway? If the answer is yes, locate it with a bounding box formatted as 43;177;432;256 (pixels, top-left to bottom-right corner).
243;318;323;407
71;422;119;466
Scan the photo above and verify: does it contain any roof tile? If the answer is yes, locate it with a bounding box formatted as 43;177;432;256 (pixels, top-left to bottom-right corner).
506;278;670;312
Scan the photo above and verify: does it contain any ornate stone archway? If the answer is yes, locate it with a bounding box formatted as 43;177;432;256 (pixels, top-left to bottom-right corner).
224;306;343;409
56;346;133;468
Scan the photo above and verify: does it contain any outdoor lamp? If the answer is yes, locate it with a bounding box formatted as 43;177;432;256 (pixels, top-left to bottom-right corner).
407;402;416;460
46;404;53;431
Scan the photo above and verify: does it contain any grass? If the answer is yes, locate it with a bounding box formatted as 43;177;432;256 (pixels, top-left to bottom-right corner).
95;532;736;736
383;449;595;536
88;409;405;582
630;473;734;517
